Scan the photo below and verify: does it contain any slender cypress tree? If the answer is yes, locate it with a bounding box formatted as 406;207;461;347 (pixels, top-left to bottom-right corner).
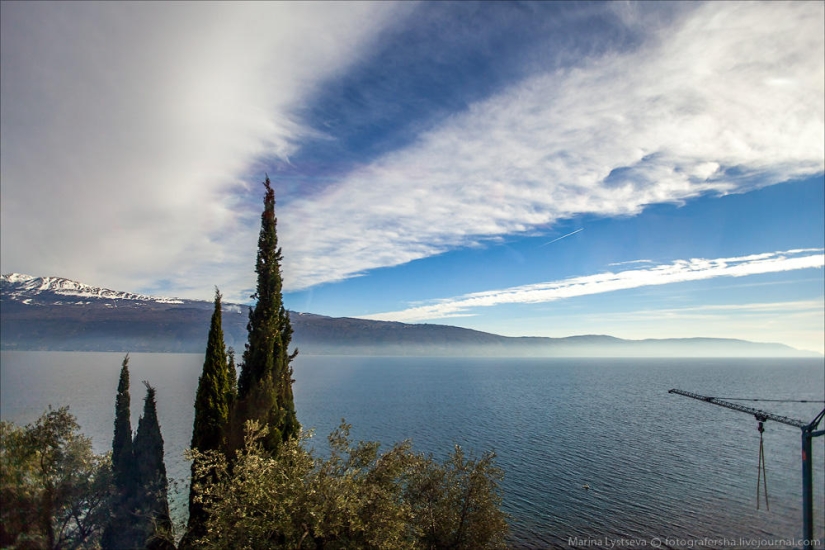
191;289;232;452
133;382;175;550
111;355;135;492
103;356;135;550
232;175;299;453
181;289;234;548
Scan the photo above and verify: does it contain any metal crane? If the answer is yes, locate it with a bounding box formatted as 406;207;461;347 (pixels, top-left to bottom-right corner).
668;388;825;544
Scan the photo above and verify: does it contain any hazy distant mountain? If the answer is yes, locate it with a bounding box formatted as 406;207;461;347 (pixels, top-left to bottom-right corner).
1;273;820;357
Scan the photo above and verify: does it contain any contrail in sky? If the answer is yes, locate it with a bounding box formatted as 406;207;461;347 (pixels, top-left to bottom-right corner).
540;228;583;247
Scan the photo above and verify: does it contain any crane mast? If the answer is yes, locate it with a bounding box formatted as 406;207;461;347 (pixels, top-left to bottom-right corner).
669;388;825;544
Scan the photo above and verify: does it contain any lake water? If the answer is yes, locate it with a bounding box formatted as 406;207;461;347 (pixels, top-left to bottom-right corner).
1;351;823;548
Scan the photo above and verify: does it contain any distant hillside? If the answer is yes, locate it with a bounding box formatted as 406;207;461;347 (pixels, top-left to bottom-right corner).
1;273;819;357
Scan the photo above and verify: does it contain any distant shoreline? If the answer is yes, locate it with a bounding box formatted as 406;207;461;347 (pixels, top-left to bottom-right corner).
2;274;820;358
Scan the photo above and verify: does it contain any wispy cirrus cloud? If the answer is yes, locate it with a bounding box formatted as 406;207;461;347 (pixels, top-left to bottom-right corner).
360;250;824;322
608;260;654;267
280;2;823;291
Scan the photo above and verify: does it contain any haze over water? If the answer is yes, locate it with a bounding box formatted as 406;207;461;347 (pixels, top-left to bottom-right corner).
1;351;822;547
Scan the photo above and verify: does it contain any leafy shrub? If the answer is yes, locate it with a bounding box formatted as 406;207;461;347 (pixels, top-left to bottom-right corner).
0;407;113;549
188;421;508;549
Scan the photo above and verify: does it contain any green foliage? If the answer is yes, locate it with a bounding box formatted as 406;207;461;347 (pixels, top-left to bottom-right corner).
100;358;176;550
181;289;236;548
232;176;299;454
131;383;175;550
191;290;233;453
184;174;507;548
404;446;508;550
188;421;508;549
0;407;113;549
111;355;135;493
103;355;138;550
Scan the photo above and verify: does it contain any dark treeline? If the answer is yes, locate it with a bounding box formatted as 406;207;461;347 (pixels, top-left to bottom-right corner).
0;177;508;549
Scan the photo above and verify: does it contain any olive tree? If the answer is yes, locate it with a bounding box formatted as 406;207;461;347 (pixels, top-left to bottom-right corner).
189;421;508;549
0;407;113;549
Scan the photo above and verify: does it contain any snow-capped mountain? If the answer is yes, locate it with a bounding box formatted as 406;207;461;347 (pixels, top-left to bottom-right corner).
1;273;819;357
1;273;230;352
1;273;184;305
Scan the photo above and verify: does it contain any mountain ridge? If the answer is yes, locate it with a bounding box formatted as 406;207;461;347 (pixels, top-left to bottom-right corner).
1;273;820;357
1;273;185;304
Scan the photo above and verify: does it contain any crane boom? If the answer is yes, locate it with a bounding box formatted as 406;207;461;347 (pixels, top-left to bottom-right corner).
669;387;825;544
668;388;808;428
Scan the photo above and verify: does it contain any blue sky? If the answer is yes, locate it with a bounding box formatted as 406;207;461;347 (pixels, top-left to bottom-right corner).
1;2;823;352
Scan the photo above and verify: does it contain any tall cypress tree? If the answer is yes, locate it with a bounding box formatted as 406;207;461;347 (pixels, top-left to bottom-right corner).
111;355;135;492
232;175;299;453
103;355;137;550
191;289;232;452
181;289;234;548
133;382;175;550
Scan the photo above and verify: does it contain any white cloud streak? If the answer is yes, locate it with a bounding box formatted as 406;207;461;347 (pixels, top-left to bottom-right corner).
280;2;824;290
608;259;654;267
0;2;408;301
360;250;825;322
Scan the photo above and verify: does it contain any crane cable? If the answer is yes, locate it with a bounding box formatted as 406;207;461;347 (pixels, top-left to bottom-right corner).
756;421;769;511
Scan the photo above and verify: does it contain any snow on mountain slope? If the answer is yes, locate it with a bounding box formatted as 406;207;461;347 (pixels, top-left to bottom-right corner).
0;273;184;304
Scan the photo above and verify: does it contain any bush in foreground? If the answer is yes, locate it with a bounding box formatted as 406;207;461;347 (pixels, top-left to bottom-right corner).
189;421;509;550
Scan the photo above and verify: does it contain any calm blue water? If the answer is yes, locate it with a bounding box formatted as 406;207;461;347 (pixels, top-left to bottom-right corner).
1;351;823;548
